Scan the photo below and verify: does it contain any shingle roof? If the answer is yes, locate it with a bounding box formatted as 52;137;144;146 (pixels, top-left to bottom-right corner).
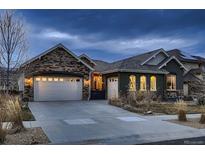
93;48;169;74
189;67;205;74
93;60;111;72
158;56;187;71
167;49;203;63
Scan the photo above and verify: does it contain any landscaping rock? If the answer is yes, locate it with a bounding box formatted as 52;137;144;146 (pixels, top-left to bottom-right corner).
144;111;153;115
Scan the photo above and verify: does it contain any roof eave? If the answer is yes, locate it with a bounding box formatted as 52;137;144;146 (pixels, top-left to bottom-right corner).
141;48;169;65
21;43;94;71
101;69;168;75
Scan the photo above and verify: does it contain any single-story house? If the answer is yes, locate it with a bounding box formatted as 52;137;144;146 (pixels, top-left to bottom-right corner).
18;43;205;101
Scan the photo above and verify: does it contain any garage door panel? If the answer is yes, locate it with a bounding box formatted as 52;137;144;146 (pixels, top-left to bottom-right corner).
34;77;82;101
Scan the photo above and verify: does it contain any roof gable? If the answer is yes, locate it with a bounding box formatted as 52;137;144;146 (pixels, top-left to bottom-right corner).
79;54;97;66
21;44;94;71
167;49;201;63
141;48;169;65
158;56;187;71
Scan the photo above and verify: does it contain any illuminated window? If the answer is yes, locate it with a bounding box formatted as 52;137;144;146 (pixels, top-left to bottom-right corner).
48;78;53;81
59;78;64;82
54;78;58;81
150;76;156;91
35;77;41;81
129;75;136;91
92;74;103;91
167;74;176;90
140;75;147;91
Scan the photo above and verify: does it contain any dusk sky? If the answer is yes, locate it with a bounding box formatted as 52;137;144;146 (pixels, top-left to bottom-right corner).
14;10;205;62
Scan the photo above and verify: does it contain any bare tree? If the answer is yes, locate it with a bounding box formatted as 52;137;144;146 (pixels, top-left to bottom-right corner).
0;10;27;92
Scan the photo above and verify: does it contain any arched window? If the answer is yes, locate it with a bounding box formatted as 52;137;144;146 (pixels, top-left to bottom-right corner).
150;76;157;91
129;75;136;91
166;74;176;90
140;75;146;91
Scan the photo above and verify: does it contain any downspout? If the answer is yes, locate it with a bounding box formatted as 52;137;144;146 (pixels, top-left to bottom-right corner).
88;70;93;101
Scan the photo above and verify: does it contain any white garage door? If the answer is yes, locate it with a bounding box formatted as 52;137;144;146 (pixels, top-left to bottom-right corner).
107;77;118;100
34;76;82;101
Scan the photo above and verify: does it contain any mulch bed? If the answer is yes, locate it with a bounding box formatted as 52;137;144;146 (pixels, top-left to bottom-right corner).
109;101;202;115
167;118;205;129
4;127;50;145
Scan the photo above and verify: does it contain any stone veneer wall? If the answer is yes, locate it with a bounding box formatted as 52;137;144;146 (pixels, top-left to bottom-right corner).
80;56;95;68
21;47;91;101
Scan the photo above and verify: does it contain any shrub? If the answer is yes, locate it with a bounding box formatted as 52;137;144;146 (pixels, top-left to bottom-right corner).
175;99;187;121
197;96;205;106
0;94;24;137
199;105;205;124
0;123;6;144
178;110;187;121
0;95;7;143
5;96;24;132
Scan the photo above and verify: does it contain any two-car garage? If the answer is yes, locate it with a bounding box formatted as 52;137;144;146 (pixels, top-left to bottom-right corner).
33;76;83;101
33;76;119;101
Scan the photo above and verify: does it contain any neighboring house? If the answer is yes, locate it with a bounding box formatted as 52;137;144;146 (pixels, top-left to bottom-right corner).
17;43;205;102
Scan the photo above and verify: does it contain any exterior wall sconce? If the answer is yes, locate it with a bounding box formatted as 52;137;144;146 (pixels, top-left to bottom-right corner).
84;79;90;87
25;78;33;87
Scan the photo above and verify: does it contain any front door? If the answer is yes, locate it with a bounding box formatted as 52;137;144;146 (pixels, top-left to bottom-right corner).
107;77;118;100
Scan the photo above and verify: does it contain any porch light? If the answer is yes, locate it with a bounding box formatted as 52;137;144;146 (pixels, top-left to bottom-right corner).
25;78;33;86
84;79;90;86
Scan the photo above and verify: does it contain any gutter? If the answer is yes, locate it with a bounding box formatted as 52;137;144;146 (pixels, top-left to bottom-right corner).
101;69;169;75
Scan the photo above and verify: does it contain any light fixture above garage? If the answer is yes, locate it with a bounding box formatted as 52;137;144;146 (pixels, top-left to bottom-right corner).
25;78;33;86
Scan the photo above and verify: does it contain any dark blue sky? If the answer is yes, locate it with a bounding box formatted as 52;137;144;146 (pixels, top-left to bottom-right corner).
15;10;205;62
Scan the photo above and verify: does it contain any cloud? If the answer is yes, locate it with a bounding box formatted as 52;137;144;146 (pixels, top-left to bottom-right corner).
72;36;198;55
23;10;205;61
30;26;199;57
34;29;79;40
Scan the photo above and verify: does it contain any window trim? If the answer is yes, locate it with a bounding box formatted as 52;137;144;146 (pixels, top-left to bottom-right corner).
150;75;157;91
140;75;147;91
129;75;136;91
166;74;176;91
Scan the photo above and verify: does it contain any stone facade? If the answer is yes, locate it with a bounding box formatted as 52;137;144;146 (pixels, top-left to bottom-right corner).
21;47;92;101
80;56;95;68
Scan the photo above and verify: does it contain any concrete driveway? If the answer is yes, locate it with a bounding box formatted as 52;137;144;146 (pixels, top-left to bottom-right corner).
28;101;205;144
